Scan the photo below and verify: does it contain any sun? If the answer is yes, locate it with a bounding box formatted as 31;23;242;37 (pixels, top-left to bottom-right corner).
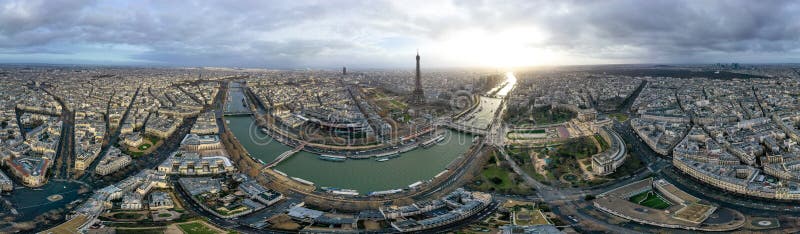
436;27;564;68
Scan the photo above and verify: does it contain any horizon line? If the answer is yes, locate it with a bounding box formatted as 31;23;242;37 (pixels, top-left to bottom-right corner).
1;62;798;71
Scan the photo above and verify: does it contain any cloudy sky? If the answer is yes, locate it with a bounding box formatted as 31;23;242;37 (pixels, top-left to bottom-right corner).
1;0;799;68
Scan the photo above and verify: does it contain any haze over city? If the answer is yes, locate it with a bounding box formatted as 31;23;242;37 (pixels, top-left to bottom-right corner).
2;0;800;68
3;1;800;234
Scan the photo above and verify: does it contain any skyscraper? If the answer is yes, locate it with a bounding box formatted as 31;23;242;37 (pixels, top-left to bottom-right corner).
342;66;347;75
410;50;425;105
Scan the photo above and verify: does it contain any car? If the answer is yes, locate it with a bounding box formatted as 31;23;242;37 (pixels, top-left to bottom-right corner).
567;215;579;223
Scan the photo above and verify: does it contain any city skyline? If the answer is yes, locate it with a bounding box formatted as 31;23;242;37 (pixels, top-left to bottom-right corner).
4;1;800;233
1;0;799;68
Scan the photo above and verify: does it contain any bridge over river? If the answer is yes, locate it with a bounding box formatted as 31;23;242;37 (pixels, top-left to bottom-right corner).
263;142;306;168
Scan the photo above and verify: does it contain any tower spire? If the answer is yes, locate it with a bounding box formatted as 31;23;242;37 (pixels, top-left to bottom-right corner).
411;50;425;105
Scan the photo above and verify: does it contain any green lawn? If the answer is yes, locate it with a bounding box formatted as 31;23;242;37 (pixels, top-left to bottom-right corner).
504;105;576;126
178;222;218;234
629;191;671;209
507;129;548;140
513;137;604;188
508;147;553;185
389;99;407;109
629;191;649;203
481;164;513;190
506;146;531;165
609;113;629;122
147;135;160;144
129;151;145;157
642;196;671;209
512;129;546;134
138;143;152;151
532;106;576;125
117;228;165;234
594;134;609;151
112;212;143;220
554;137;597;160
469;155;534;195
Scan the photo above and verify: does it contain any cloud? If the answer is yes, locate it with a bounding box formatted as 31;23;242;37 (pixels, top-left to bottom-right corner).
0;0;799;67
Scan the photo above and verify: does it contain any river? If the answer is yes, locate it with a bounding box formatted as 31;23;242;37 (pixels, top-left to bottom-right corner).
226;82;250;113
495;72;517;97
226;116;473;193
486;71;517;97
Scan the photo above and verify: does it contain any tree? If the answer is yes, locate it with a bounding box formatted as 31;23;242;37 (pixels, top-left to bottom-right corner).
490;177;503;185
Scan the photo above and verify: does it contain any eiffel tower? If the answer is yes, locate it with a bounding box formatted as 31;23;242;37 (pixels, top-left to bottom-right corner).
409;50;425;105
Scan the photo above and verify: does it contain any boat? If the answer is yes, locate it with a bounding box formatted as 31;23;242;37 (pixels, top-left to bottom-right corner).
274;169;288;177
322;187;359;196
291;177;315;186
318;154;347;162
332;190;359;196
368;189;403;196
261;128;268;134
376;158;389;162
420;134;446;148
434;170;449;178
